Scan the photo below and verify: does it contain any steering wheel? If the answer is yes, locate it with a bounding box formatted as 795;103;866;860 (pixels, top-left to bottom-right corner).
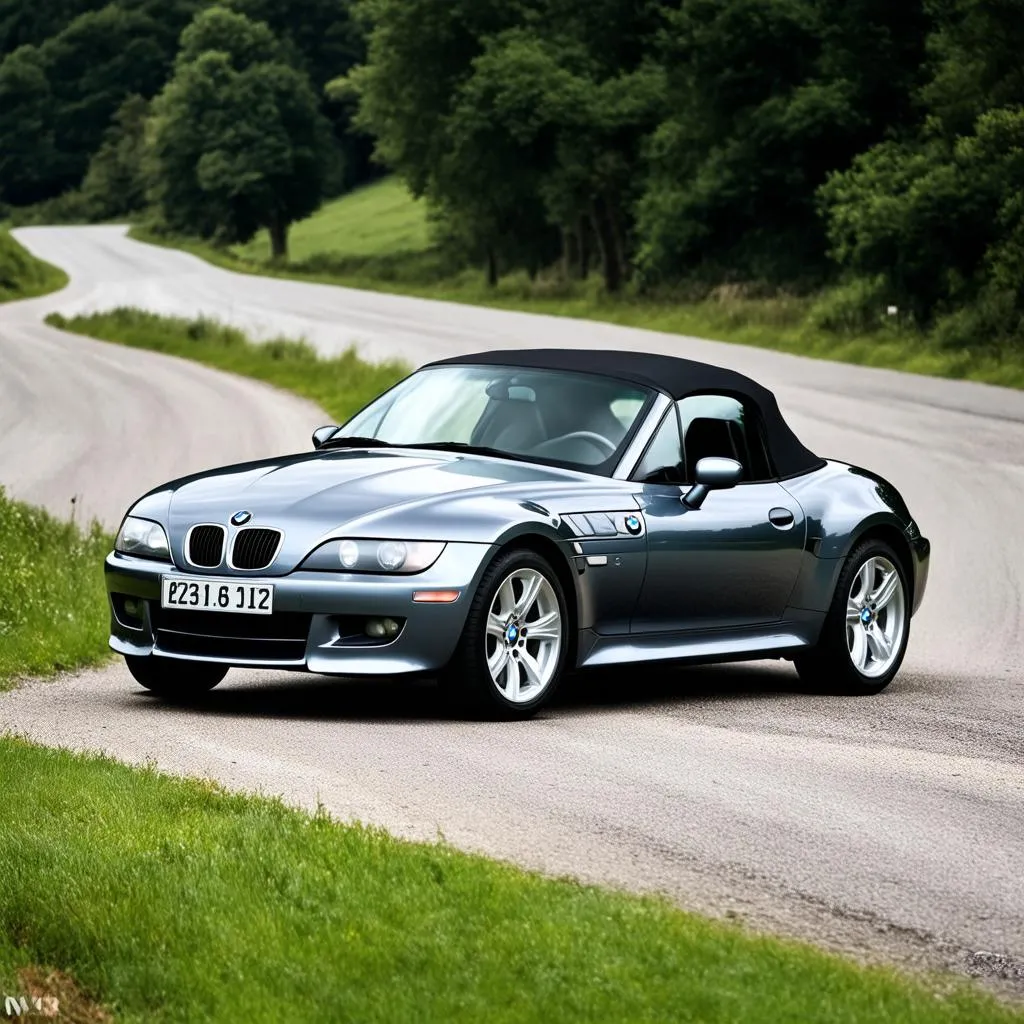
546;431;617;457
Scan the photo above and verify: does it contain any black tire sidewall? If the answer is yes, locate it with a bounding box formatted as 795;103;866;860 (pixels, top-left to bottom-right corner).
125;654;227;694
799;539;911;695
444;548;570;719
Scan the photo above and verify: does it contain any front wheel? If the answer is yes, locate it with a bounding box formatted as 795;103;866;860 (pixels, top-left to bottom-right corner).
795;540;910;695
440;548;570;720
125;654;228;697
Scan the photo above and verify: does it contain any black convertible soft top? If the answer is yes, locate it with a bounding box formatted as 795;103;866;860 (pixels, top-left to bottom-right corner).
426;348;824;478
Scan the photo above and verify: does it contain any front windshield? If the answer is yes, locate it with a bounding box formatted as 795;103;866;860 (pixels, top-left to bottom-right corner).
337;365;655;474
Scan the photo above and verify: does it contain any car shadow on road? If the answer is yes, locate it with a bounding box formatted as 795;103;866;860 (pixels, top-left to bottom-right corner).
141;659;808;723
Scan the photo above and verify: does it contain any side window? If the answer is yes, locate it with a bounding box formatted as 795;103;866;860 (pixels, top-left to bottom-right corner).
676;394;774;483
632;408;684;483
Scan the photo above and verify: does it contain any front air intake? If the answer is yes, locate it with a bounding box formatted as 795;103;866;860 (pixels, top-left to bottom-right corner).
187;525;225;567
231;527;282;570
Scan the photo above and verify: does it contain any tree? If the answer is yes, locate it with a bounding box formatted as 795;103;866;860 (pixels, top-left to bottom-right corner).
0;45;57;205
224;0;369;191
80;94;150;218
0;0;203;204
149;7;333;258
635;0;930;285
819;0;1024;343
41;6;171;191
921;0;1024;136
349;0;668;289
225;0;361;91
173;2;278;69
0;0;106;56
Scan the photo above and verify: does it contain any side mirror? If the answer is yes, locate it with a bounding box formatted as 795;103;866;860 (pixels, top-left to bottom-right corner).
312;425;338;450
682;457;743;509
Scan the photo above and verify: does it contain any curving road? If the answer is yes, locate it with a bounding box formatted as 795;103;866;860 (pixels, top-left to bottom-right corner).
2;226;1023;991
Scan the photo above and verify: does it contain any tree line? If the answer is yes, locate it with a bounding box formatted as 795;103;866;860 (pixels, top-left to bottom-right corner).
0;0;1021;347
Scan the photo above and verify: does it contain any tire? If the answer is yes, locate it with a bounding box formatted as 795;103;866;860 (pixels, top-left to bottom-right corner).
440;548;570;720
795;539;911;695
125;653;228;697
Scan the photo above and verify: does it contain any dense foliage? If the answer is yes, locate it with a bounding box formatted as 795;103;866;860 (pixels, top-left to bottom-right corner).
148;7;333;256
0;0;367;235
819;0;1024;345
0;0;1020;345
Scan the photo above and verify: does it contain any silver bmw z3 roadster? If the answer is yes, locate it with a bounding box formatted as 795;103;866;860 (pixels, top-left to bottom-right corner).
106;349;930;718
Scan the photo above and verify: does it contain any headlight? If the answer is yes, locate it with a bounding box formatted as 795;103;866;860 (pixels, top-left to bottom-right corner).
302;538;446;574
115;516;171;561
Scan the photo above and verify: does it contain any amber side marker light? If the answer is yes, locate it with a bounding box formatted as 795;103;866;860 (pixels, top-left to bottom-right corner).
412;590;461;603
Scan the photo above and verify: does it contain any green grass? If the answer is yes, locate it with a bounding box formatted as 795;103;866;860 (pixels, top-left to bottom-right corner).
0;228;68;303
1;736;1020;1024
47;309;409;424
0;488;111;691
234;177;432;262
131;176;1024;391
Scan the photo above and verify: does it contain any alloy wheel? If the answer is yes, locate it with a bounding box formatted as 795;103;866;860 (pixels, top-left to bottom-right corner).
484;568;563;703
846;555;906;678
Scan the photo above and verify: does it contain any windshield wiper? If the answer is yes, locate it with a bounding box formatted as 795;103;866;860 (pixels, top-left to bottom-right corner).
321;438;519;460
318;435;396;450
404;441;518;460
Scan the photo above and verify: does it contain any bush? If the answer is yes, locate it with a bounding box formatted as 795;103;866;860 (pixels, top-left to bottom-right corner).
6;189;94;227
932;289;1024;352
807;276;898;335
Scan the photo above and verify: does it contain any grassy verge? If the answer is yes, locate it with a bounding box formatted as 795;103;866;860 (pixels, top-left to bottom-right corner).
0;228;68;303
1;735;1020;1024
129;174;1024;390
0;233;107;691
0;489;111;691
47;309;409;424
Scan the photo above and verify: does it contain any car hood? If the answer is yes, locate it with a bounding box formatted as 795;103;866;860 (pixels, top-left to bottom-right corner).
132;448;625;572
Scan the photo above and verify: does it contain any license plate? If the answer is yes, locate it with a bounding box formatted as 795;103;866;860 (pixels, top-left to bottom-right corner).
161;576;274;615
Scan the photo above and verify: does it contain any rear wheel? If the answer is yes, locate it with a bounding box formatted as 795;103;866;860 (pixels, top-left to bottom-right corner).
125;654;227;697
441;548;569;719
795;539;910;695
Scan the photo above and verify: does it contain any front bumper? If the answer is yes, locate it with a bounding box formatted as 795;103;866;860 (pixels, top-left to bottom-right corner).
105;542;493;675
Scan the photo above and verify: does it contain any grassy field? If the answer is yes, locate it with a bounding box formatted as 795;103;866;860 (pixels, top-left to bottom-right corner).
234;176;432;263
47;309;409;424
0;488;111;691
1;735;1020;1024
0;228;68;303
132;178;1024;391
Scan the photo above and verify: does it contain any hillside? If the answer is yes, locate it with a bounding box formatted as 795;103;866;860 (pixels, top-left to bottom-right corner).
233;178;430;263
0;230;67;302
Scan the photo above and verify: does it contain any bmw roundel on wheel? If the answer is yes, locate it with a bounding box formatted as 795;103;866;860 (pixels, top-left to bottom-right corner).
106;348;930;718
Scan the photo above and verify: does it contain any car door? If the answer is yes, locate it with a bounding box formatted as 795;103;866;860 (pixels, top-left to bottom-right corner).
628;395;807;634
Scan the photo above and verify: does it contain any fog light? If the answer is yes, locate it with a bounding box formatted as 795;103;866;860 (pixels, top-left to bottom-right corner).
123;597;143;619
364;617;401;639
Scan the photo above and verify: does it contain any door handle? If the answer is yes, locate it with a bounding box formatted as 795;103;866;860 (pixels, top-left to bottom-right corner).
768;507;795;529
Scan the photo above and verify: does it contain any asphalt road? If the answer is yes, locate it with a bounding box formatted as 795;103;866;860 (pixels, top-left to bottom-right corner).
2;226;1023;989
